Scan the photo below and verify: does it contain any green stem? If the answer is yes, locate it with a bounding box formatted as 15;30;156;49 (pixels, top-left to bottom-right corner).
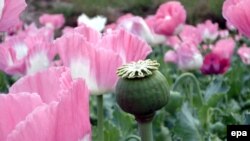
97;95;104;141
124;135;141;141
138;121;153;141
172;72;204;106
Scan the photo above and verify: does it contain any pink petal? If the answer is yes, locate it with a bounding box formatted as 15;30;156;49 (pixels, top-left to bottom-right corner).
0;26;54;76
56;32;123;94
212;38;235;59
180;25;202;45
153;1;186;36
0;0;26;32
9;67;71;103
101;29;152;63
0;37;27;75
90;48;122;94
197;20;219;41
0;93;43;141
176;42;203;70
164;50;177;63
237;44;250;65
7;79;91;141
25;42;55;75
73;25;101;43
56;32;92;66
222;0;250;37
0;44;12;72
39;13;65;29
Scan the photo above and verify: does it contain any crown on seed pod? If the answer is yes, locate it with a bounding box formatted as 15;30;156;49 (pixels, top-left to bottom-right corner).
115;59;170;123
117;59;160;78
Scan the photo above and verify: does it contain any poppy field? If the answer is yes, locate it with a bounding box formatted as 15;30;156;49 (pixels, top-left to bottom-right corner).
0;0;250;141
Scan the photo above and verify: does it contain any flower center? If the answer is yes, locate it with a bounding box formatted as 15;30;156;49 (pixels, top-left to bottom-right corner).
117;59;160;79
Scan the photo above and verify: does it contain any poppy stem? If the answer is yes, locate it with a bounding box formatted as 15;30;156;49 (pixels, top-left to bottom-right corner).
138;121;153;141
97;95;104;141
172;72;204;106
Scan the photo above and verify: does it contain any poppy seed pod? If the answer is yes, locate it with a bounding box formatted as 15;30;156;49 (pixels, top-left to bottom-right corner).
115;59;170;122
165;91;183;114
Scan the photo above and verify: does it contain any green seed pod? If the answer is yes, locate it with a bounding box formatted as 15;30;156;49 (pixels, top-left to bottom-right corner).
115;60;170;122
165;91;183;114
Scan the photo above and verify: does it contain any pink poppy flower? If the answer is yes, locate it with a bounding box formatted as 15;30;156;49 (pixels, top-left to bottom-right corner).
211;38;235;59
108;14;166;45
0;0;26;32
175;42;203;70
180;25;202;44
56;27;151;94
0;67;91;141
153;1;186;36
65;26;152;64
201;53;230;75
164;41;203;71
166;25;202;48
56;32;122;95
0;26;55;76
39;13;65;29
237;44;250;65
223;0;250;37
197;20;219;42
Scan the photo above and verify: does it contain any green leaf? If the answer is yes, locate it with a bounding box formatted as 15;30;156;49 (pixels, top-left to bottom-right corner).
112;105;136;137
222;112;241;125
155;126;172;141
209;122;226;138
227;99;241;113
198;93;225;129
173;103;203;141
204;77;229;101
92;121;121;141
153;110;173;141
208;134;223;141
207;93;225;108
104;121;121;141
244;112;250;125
